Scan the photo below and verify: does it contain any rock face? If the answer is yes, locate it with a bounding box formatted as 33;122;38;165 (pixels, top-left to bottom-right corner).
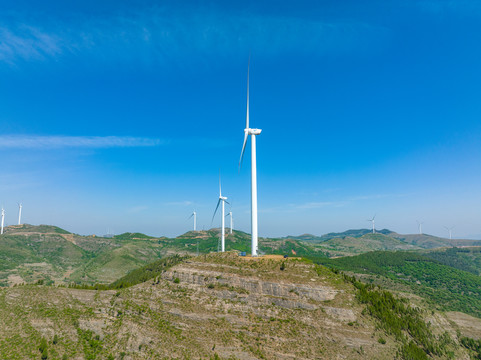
163;263;340;311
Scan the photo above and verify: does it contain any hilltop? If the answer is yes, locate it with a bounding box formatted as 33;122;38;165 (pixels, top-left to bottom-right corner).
0;225;324;287
0;253;478;359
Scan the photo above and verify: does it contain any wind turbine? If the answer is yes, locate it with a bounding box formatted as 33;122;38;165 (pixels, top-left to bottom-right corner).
226;211;233;234
1;208;5;234
17;203;22;225
239;59;262;257
416;220;424;235
367;215;376;234
188;210;197;231
212;175;229;252
444;226;455;240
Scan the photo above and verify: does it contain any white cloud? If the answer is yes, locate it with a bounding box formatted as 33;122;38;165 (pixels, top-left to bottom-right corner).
0;135;164;149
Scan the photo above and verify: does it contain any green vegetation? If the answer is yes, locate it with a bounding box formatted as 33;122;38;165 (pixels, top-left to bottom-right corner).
315;233;420;257
299;228;393;242
0;225;169;286
113;232;155;240
459;337;481;359
393;233;481;249
315;251;481;318
340;271;454;359
69;255;186;290
421;247;481;275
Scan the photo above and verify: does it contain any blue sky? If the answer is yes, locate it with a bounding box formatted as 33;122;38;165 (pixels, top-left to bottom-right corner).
1;0;481;238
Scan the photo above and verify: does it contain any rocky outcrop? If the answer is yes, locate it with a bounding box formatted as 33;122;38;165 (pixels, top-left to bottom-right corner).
162;263;340;311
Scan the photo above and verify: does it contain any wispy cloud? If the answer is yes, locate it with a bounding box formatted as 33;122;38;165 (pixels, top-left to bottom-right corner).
0;25;63;64
0;135;164;149
0;6;388;65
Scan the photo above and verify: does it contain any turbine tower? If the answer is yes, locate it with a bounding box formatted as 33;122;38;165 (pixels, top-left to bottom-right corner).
212;175;229;252
416;220;423;235
226;211;233;234
17;203;22;225
367;215;376;234
239;59;262;256
444;226;455;240
1;208;5;235
189;210;197;231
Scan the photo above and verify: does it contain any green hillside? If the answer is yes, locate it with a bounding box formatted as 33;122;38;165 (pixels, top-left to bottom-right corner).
420;247;481;275
316;233;421;257
391;233;481;249
0;225;166;286
315;251;481;318
286;228;393;242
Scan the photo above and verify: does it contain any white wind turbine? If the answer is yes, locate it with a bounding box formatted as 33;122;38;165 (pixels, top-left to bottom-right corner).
416;220;424;235
188;210;197;231
444;226;455;240
367;215;376;234
212;175;229;252
17;203;22;225
1;207;5;234
239;60;262;257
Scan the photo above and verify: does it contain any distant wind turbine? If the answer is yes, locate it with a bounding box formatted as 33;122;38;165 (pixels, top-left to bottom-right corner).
444;226;455;240
239;58;262;256
1;207;5;234
212;174;229;252
17;203;22;225
367;215;376;234
188;210;197;231
416;220;424;235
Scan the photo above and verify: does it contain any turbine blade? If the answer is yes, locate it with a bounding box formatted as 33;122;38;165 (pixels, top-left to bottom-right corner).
224;200;230;205
239;132;248;169
219;171;222;196
188;213;193;220
211;199;221;225
239;58;250;170
246;57;250;130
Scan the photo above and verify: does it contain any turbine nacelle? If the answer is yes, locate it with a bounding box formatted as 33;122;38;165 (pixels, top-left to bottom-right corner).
245;128;262;135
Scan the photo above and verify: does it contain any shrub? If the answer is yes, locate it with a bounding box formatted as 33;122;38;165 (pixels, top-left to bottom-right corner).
39;338;48;353
173;277;180;284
